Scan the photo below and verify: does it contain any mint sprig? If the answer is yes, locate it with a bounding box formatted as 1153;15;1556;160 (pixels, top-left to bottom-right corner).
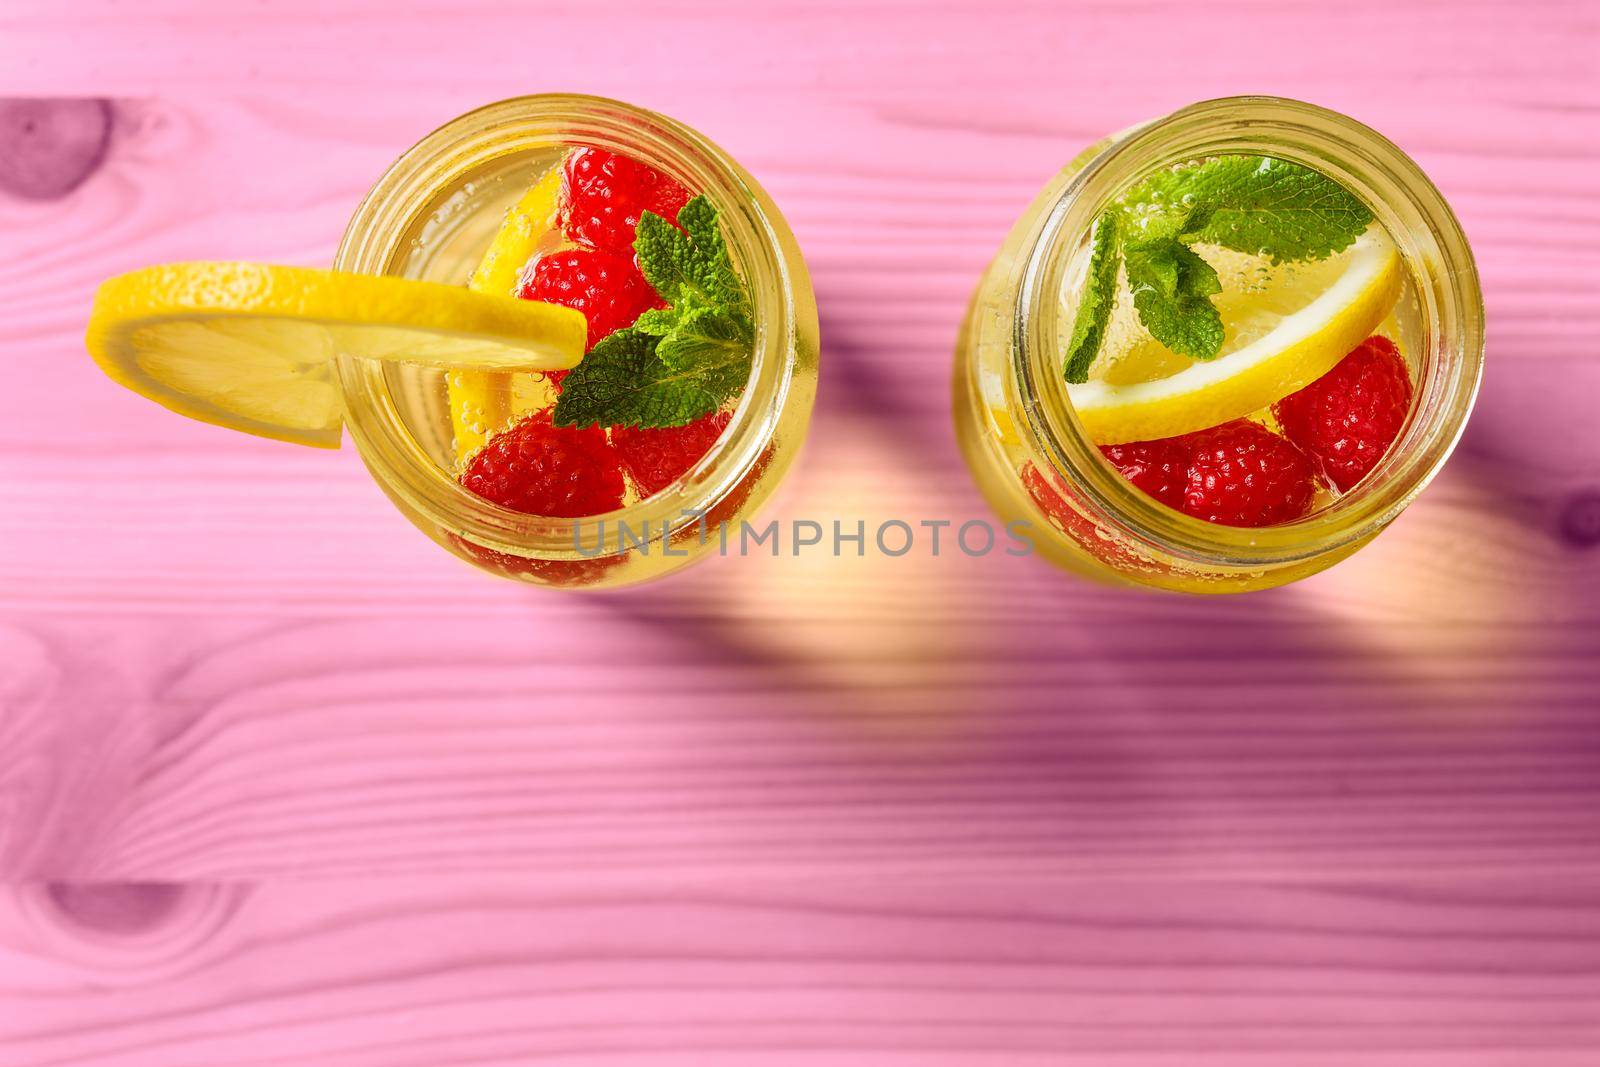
1123;237;1223;361
1064;212;1120;382
553;195;754;429
550;327;749;429
635;196;750;318
1063;155;1373;383
1125;156;1373;263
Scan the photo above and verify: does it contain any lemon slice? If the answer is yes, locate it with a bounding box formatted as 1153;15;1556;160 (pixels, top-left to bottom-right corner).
450;161;570;460
1068;227;1403;445
87;261;586;448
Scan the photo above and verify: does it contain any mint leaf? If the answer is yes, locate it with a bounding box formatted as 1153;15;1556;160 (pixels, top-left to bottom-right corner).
635;195;749;314
1064;212;1120;384
553;192;757;429
1127;156;1371;263
1119;201;1210;245
1123;237;1224;360
1065;154;1370;373
552;328;747;430
631;308;679;336
657;305;754;372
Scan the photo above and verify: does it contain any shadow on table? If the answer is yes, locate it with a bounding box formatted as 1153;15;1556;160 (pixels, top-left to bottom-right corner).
590;311;1600;733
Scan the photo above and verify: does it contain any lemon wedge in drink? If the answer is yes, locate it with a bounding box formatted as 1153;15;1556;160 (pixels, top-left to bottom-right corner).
468;162;566;297
1069;227;1403;445
86;261;586;448
450;162;570;460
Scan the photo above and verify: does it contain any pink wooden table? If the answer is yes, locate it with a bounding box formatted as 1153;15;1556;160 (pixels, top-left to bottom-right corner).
3;1;1600;1062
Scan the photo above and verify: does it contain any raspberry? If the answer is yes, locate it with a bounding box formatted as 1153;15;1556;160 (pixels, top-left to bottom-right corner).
1098;439;1189;511
1180;420;1315;527
1273;335;1413;491
611;410;731;498
460;413;625;517
562;147;692;253
1022;462;1149;572
520;248;664;352
449;534;626;589
677;441;773;544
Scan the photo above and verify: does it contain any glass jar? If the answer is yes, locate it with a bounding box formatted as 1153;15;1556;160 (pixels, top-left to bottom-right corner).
334;95;819;589
954;97;1483;594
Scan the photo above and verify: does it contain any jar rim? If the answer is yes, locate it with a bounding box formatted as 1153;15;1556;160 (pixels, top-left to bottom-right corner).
332;93;800;559
1014;96;1485;569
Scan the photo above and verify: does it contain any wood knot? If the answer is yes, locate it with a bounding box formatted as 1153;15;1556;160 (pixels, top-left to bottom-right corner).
45;882;185;935
0;97;113;200
15;882;248;979
1558;491;1600;549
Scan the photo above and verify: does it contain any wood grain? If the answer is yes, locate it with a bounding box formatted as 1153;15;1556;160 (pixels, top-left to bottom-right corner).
2;0;1599;1061
6;877;1600;1064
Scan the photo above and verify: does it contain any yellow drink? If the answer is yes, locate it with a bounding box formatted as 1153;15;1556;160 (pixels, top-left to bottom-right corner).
954;98;1483;593
334;96;819;589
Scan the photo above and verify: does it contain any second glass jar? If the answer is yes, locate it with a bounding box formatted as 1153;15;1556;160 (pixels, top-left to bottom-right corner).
954;97;1484;594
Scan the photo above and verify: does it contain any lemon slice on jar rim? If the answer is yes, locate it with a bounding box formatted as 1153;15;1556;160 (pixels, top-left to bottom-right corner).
1068;226;1404;445
86;261;587;448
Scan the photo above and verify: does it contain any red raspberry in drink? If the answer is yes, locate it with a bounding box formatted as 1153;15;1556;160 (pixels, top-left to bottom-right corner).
459;412;625;518
1021;461;1165;574
611;410;732;498
562;147;692;253
520;247;664;352
1273;335;1413;491
449;535;626;589
1098;422;1317;528
1179;420;1316;527
1099;438;1189;511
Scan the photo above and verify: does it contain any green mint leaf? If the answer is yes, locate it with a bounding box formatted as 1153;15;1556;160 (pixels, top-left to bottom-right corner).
635;195;749;314
1123;237;1224;361
656;305;755;372
631;308;679;336
1080;155;1367;369
551;328;746;430
1126;156;1371;263
556;193;756;430
1063;211;1120;384
1119;201;1210;245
